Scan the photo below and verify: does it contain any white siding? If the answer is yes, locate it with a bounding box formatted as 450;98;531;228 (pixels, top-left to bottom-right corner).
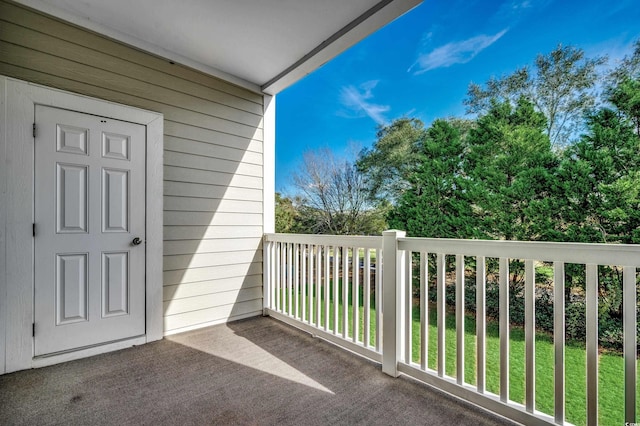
0;0;264;334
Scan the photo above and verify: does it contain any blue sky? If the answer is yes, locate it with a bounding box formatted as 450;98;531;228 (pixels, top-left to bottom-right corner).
275;0;640;193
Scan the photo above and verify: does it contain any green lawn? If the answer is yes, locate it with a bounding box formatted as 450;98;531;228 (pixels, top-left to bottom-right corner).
277;281;635;425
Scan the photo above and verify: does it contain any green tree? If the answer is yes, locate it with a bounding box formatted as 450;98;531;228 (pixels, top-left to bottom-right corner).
560;81;640;244
466;44;606;146
464;98;562;241
609;77;640;134
356;118;427;202
388;119;477;238
608;39;640;85
275;193;298;233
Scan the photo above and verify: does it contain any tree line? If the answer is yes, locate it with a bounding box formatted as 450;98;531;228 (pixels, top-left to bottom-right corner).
275;42;640;351
277;42;640;247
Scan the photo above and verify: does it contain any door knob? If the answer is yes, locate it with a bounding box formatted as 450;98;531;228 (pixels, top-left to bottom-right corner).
132;237;142;246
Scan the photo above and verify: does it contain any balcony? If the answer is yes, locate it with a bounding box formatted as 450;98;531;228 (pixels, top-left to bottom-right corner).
2;232;638;425
263;232;640;425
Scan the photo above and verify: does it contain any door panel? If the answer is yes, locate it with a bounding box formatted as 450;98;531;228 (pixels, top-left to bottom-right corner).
56;253;88;324
102;168;129;232
56;124;89;155
35;105;146;356
56;164;88;233
102;252;129;317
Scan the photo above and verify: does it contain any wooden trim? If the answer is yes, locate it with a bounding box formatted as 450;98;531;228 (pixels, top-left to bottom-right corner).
399;237;640;266
0;76;6;374
4;78;34;373
146;113;163;343
2;75;163;372
31;336;146;369
262;0;422;94
265;233;383;249
267;309;383;363
397;363;555;426
262;95;275;234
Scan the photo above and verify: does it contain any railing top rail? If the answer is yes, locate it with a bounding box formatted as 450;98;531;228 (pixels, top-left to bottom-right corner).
264;233;383;249
398;237;640;267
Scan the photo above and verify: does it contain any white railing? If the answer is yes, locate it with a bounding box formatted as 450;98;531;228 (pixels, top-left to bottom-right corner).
264;231;640;426
263;233;383;362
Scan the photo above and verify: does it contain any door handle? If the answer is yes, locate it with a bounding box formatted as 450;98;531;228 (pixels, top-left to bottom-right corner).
132;237;142;246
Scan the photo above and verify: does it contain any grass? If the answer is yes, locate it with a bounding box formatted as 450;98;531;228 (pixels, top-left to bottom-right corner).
276;280;636;426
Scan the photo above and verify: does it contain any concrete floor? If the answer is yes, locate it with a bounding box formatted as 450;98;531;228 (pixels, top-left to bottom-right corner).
0;316;517;425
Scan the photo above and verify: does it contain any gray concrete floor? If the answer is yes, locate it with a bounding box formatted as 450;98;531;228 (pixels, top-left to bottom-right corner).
0;316;517;425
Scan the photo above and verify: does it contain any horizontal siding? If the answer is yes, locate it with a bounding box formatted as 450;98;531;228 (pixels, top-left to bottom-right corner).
164;136;263;165
164;166;262;189
164;121;263;153
163;286;262;316
163;238;262;255
164;197;262;214
163;275;262;300
163;225;263;240
163;250;262;271
163;300;263;333
0;43;264;140
164;181;262;201
164;211;262;227
0;1;264;334
163;262;263;286
164;151;263;177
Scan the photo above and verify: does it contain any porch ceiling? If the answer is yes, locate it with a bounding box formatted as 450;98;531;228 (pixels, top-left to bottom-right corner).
14;0;421;94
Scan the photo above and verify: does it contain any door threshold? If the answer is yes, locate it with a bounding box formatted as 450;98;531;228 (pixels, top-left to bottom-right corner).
31;335;147;369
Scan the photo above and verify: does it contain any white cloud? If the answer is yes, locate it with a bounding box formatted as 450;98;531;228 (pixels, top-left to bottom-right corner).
410;29;508;74
338;80;390;124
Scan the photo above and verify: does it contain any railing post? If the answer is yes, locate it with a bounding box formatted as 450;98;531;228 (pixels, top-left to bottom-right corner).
263;235;272;316
382;230;405;377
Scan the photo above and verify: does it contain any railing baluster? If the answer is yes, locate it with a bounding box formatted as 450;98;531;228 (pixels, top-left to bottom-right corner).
308;245;314;325
364;249;371;348
301;244;307;321
273;243;282;311
586;263;598;426
342;246;349;339
324;246;330;331
280;243;285;314
499;257;509;403
268;241;275;311
353;247;360;343
554;261;565;424
420;252;427;371
623;266;636;424
294;244;300;318
316;245;322;327
287;243;293;316
333;246;339;335
477;256;486;393
437;253;445;377
525;259;535;413
405;250;413;364
456;254;465;385
375;248;382;351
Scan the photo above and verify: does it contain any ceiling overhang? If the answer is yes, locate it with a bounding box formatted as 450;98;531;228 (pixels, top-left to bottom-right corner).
14;0;422;95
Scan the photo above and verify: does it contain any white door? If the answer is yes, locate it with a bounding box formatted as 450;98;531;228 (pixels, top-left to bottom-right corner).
34;105;146;356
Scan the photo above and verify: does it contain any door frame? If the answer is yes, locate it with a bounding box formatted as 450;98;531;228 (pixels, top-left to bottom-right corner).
0;76;164;374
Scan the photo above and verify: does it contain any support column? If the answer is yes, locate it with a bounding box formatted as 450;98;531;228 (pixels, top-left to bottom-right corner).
382;230;406;377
